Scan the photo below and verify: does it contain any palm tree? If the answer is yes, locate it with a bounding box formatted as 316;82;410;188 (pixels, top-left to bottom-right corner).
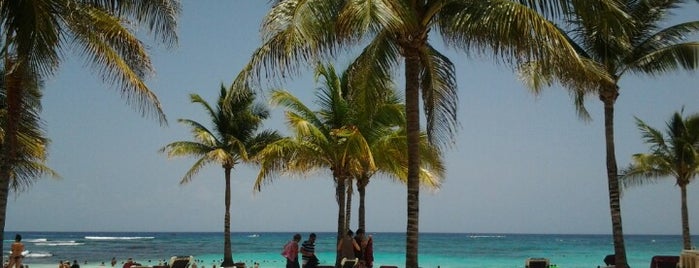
620;111;699;250
344;66;445;231
0;0;179;261
254;63;374;248
520;2;699;266
355;127;445;231
160;84;280;267
240;1;601;266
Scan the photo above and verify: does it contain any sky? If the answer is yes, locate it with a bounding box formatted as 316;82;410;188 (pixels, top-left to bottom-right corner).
5;2;699;236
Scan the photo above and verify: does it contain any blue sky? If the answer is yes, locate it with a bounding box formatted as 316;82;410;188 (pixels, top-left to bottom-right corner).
6;2;699;235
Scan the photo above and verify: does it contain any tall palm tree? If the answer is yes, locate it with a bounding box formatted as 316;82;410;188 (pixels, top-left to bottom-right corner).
521;2;699;266
620;111;699;250
240;1;602;266
160;84;280;267
0;0;179;261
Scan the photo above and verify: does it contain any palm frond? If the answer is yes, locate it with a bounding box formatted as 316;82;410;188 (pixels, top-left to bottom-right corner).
634;21;699;53
86;0;181;47
636;116;668;152
441;0;614;93
269;89;324;128
630;42;699;74
0;0;62;76
336;0;407;41
285;111;329;144
247;0;341;82
159;141;213;159
180;156;212;184
0;61;59;194
620;154;673;189
189;93;218;121
246;130;283;157
419;44;458;149
65;3;167;124
254;138;326;191
346;30;401;118
176;119;220;147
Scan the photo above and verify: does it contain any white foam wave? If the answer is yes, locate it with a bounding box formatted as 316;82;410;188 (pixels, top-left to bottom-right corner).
34;242;84;246
469;235;506;238
84;236;154;240
25;252;52;258
8;250;29;256
25;239;48;243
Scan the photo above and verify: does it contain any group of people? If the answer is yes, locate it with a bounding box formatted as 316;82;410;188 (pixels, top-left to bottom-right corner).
337;229;373;268
281;233;314;268
58;260;81;268
281;230;374;268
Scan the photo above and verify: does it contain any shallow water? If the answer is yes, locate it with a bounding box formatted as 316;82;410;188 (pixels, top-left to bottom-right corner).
4;232;693;268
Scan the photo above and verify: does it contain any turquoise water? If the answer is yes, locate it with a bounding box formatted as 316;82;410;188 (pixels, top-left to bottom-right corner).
3;232;693;268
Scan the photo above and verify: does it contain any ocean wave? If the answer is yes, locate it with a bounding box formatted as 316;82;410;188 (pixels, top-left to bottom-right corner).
469;235;506;238
84;236;155;240
25;252;53;258
34;242;84;246
25;238;48;243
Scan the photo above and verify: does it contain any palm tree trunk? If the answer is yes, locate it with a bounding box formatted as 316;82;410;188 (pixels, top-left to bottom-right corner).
404;48;422;268
680;184;692;249
358;177;367;232
0;57;24;265
601;89;628;268
0;168;8;265
335;175;347;267
222;167;234;267
345;179;353;231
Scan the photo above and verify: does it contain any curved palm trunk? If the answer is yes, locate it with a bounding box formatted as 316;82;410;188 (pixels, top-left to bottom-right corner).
404;49;422;268
335;175;347;267
601;90;628;268
680;184;692;249
0;57;24;265
222;167;234;267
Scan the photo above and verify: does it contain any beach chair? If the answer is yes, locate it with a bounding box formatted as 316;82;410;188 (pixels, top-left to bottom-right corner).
340;258;358;268
168;256;193;268
650;255;679;268
525;257;549;268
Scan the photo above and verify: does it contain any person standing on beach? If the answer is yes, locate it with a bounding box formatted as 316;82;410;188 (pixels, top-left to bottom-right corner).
7;234;24;268
363;235;374;268
353;229;366;261
281;233;301;268
300;233;318;268
337;230;360;261
70;260;80;268
110;258;117;267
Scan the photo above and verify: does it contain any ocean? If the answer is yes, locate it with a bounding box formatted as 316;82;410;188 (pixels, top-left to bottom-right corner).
2;232;692;268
